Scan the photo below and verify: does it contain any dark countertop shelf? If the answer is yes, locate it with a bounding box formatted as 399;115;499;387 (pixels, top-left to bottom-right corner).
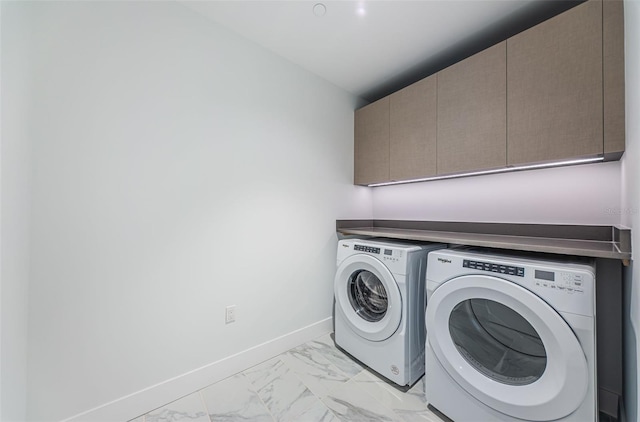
336;220;631;260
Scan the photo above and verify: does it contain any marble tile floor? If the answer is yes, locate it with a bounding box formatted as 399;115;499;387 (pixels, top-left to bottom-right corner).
129;333;445;422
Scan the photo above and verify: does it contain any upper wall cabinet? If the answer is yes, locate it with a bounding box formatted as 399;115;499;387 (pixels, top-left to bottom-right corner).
353;0;624;186
507;0;603;165
390;76;437;181
603;0;625;159
437;42;507;175
354;97;389;185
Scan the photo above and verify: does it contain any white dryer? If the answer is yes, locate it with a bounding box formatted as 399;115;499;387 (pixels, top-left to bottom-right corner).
425;248;597;421
334;238;444;386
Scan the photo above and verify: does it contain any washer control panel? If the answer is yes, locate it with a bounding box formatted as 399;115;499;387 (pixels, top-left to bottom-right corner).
354;244;403;263
354;245;380;254
463;259;525;277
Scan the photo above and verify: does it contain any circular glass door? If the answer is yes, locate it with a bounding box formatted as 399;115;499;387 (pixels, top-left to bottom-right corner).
449;299;546;386
427;274;588;421
334;254;402;341
348;270;388;322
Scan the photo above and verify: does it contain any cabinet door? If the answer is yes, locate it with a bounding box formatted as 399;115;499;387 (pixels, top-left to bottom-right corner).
437;42;507;175
603;0;625;159
354;97;390;185
389;76;437;181
507;0;603;166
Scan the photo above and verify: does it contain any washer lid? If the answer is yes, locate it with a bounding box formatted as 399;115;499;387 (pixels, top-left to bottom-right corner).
335;254;402;342
427;275;589;421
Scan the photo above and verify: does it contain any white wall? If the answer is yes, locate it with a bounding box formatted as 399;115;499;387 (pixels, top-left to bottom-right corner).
19;2;370;420
1;3;32;421
622;1;640;421
372;161;622;225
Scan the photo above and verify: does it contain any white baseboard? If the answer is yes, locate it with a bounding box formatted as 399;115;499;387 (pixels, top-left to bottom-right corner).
62;318;333;422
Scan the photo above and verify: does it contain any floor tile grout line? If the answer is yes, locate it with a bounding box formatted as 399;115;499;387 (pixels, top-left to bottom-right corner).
275;351;326;418
249;358;317;422
316;396;338;421
240;371;278;422
197;390;212;422
355;383;410;422
306;340;358;383
275;352;343;422
143;390;211;422
317;385;399;422
341;369;434;421
196;355;281;421
310;335;369;382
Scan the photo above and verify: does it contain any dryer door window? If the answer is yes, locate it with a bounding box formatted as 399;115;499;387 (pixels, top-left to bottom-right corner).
348;270;388;322
449;299;546;386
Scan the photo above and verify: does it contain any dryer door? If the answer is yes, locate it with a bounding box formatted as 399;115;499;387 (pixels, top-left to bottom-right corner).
427;275;589;421
334;254;402;342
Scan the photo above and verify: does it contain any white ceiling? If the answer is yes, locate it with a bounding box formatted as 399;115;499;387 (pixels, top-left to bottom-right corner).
182;1;566;101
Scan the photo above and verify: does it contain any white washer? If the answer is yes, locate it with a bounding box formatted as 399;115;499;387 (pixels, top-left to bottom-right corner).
425;248;597;421
334;238;445;386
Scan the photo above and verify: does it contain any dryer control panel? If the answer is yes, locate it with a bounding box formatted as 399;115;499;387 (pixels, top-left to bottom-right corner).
428;249;595;317
534;271;585;294
461;259;588;296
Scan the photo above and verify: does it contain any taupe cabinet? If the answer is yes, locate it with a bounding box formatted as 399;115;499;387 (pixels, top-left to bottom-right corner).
354;77;438;185
354;97;389;185
507;0;603;165
390;76;437;181
353;0;624;186
603;0;626;159
437;42;506;175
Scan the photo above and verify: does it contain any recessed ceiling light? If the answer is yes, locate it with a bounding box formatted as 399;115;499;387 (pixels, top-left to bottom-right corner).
313;3;326;17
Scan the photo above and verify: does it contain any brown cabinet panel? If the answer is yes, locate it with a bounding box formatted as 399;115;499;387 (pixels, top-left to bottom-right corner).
507;0;603;165
353;0;623;186
603;0;625;159
389;76;437;181
354;98;390;185
437;42;507;175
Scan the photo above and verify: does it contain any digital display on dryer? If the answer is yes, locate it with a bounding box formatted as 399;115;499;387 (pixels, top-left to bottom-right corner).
384;249;392;256
535;270;555;282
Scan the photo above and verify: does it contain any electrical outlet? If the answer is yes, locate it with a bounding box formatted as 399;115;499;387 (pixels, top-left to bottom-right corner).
225;305;236;324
